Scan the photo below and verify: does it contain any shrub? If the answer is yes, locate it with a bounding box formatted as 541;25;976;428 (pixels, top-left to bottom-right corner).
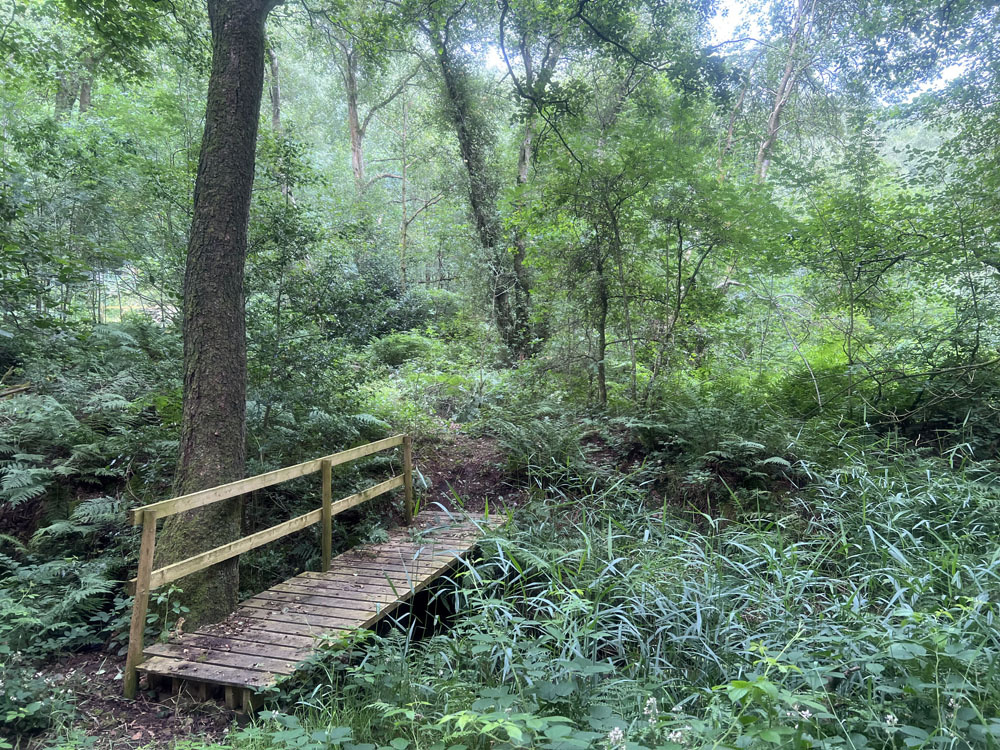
371;333;436;368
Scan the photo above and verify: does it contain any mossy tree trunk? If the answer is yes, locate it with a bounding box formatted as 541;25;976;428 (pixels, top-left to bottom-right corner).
425;15;534;359
154;0;282;628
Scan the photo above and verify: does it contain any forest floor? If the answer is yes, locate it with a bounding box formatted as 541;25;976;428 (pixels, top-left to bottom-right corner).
36;651;232;749
412;433;528;514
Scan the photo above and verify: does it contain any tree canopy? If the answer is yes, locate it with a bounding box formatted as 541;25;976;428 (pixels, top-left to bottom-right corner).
2;0;1000;744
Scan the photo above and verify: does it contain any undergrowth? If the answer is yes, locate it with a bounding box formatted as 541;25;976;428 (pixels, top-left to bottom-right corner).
213;435;1000;750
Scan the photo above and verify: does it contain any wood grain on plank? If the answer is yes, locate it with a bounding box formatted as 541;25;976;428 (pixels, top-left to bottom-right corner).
138;511;492;694
144;643;299;674
137;656;275;688
164;633;307;660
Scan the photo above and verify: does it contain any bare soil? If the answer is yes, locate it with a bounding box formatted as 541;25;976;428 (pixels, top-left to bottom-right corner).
26;651;233;749
413;432;528;514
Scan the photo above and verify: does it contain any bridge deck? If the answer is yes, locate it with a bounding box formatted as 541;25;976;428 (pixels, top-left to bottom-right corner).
136;510;491;710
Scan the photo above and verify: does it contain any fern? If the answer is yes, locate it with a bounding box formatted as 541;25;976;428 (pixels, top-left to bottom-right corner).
351;412;391;431
70;495;124;525
757;456;792;468
0;461;51;506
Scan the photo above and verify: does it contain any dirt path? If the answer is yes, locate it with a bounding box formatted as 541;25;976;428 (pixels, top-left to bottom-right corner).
412;433;527;514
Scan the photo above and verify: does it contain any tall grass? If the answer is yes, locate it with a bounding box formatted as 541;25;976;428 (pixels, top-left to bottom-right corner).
226;440;1000;750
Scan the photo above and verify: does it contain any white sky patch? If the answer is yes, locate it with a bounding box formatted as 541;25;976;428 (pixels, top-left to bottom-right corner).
907;61;968;97
709;0;761;48
483;45;507;72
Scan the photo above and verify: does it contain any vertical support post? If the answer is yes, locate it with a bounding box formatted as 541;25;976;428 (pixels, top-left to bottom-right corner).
321;458;332;572
124;510;157;699
402;435;414;524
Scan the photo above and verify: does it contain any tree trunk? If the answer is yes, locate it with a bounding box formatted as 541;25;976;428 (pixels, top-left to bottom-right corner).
610;211;637;400
429;20;532;357
595;254;609;407
754;0;814;182
266;37;294;203
154;0;281;628
399;100;409;288
267;40;282;133
78;78;92;113
344;49;366;192
78;54;97;114
54;72;79;119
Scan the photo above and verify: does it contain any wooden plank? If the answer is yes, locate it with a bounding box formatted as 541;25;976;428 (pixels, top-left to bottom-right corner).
354;535;475;549
335;543;468;560
132;508;323;592
328;547;463;564
308;568;454;586
321;547;460;566
244;688;264;714
207;616;349;639
239;601;373;625
325;555;464;574
250;587;383;610
264;588;402;616
248;590;395;612
296;567;438;586
159;633;308;660
407;530;484;542
244;597;388;621
124;510;156;699
144;643;299;675
354;544;473;560
137;656;275;689
130;435;405;524
235;606;374;631
291;562;463;602
251;586;386;613
193;626;318;651
306;563;459;582
248;584;399;608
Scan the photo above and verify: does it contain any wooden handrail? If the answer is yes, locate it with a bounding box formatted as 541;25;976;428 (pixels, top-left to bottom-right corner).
129;434;405;525
123;435;414;699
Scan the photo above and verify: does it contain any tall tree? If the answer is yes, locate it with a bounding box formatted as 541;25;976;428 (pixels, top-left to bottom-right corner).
420;2;537;358
153;0;283;627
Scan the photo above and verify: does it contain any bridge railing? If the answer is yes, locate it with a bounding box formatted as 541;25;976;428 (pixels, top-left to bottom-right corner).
123;434;414;698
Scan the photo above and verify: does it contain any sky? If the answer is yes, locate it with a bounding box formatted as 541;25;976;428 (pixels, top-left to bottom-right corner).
482;0;966;98
708;0;966;99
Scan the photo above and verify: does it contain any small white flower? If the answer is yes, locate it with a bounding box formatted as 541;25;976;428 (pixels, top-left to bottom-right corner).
799;708;812;720
607;726;627;750
885;713;899;727
644;696;658;716
671;704;683;713
948;697;957;708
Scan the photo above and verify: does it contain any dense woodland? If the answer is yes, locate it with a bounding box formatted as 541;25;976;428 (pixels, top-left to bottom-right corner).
2;0;1000;747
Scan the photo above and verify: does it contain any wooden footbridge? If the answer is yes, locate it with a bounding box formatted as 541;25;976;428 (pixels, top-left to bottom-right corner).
123;435;494;711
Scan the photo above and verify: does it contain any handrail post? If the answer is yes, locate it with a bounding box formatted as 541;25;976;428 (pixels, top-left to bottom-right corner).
402;435;414;524
124;510;157;698
321;459;332;572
